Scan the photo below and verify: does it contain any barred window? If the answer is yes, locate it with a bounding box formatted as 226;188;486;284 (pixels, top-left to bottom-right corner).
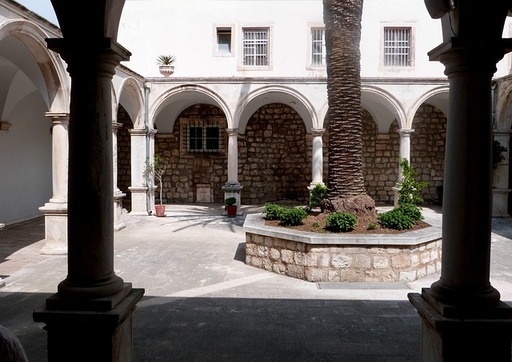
311;28;326;66
187;125;222;153
384;27;411;67
242;28;269;66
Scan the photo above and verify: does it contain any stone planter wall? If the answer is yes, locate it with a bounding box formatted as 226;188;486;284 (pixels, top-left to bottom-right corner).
244;214;442;283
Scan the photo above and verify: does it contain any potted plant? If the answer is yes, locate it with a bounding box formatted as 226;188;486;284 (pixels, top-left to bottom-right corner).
144;154;171;217
225;197;237;217
156;55;176;77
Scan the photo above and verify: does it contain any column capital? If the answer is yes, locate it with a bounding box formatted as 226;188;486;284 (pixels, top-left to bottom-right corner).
45;112;70;124
226;128;240;136
112;122;123;132
45;37;131;77
311;128;325;136
129;128;147;136
428;38;512;75
398;128;414;136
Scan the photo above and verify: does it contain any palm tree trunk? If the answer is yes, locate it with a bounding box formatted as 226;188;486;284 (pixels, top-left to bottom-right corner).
323;0;376;217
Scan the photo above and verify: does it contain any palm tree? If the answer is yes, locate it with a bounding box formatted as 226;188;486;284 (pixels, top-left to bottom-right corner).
323;0;376;217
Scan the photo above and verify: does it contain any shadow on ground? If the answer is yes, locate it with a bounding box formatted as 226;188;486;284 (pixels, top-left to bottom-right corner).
0;292;421;362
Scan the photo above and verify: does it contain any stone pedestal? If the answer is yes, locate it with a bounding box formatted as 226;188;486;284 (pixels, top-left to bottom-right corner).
222;183;243;215
34;287;144;362
39;202;67;255
409;289;512;361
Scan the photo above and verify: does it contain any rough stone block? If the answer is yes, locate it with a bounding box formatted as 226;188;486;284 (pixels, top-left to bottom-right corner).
354;254;371;269
391;254;412;269
399;270;417;282
269;248;281;261
373;256;389;269
332;254;351;268
281;249;294;264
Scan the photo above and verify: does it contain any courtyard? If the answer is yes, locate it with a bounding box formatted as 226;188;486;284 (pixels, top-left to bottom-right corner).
1;204;512;361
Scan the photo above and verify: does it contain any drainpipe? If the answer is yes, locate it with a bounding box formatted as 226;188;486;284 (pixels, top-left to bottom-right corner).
144;83;151;215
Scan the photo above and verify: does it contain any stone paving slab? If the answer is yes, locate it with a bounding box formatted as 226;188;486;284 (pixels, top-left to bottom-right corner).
0;205;511;361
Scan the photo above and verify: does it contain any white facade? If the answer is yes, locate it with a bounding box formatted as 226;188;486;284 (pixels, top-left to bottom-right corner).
0;0;512;244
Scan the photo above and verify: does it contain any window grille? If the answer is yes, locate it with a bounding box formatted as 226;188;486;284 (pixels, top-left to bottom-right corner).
311;28;326;66
185;122;223;153
384;27;411;67
242;28;269;66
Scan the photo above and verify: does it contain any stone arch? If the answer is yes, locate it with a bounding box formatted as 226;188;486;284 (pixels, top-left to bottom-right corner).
118;77;145;129
236;86;316;133
0;19;69;113
410;93;448;205
408;86;449;127
150;84;232;132
361;86;406;132
495;80;512;130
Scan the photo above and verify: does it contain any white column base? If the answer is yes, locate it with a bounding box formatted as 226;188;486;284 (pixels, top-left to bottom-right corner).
492;188;511;217
39;202;68;255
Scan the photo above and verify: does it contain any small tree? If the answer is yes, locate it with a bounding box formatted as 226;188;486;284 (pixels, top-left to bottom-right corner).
144;154;171;205
397;158;428;206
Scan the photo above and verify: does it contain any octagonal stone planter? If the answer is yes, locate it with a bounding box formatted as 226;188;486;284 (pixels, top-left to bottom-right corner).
243;213;442;283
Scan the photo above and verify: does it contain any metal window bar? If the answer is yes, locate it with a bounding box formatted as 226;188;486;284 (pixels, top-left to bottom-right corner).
384;28;411;67
187;122;223;153
311;28;326;66
243;29;269;66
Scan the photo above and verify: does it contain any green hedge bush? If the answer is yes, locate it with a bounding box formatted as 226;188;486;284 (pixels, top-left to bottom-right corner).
379;208;415;230
278;207;309;226
262;203;284;220
325;212;357;232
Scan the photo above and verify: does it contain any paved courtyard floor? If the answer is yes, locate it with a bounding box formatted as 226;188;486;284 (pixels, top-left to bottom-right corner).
0;204;511;361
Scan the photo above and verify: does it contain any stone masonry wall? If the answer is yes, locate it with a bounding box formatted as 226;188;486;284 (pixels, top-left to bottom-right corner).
156;104;228;204
239;103;311;205
362;113;400;205
117;105;133;211
245;232;442;283
411;104;446;204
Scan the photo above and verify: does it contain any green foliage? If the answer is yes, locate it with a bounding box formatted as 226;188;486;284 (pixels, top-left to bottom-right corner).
398;203;423;221
156;54;176;65
493;140;508;170
397;158;428;206
309;183;327;208
278;207;308;226
225;197;237;206
367;223;377;230
262;203;284;220
379;208;415;230
325;212;357;232
143;154;171;205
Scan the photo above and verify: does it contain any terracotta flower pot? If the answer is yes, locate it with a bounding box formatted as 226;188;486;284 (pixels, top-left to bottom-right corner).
226;205;237;217
155;204;166;217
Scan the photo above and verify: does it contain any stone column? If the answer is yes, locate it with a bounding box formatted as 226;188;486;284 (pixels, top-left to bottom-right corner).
33;13;144;360
113;122;126;230
309;128;324;187
222;128;243;211
492;129;511;217
393;128;414;207
408;3;512;360
128;128;151;215
39;113;69;255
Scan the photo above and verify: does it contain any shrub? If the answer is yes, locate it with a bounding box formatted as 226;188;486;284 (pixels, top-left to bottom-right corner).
398;203;423;221
379;208;415;230
325;212;357;232
262;203;284;220
279;207;308;226
397;158;428;206
309;183;327;208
